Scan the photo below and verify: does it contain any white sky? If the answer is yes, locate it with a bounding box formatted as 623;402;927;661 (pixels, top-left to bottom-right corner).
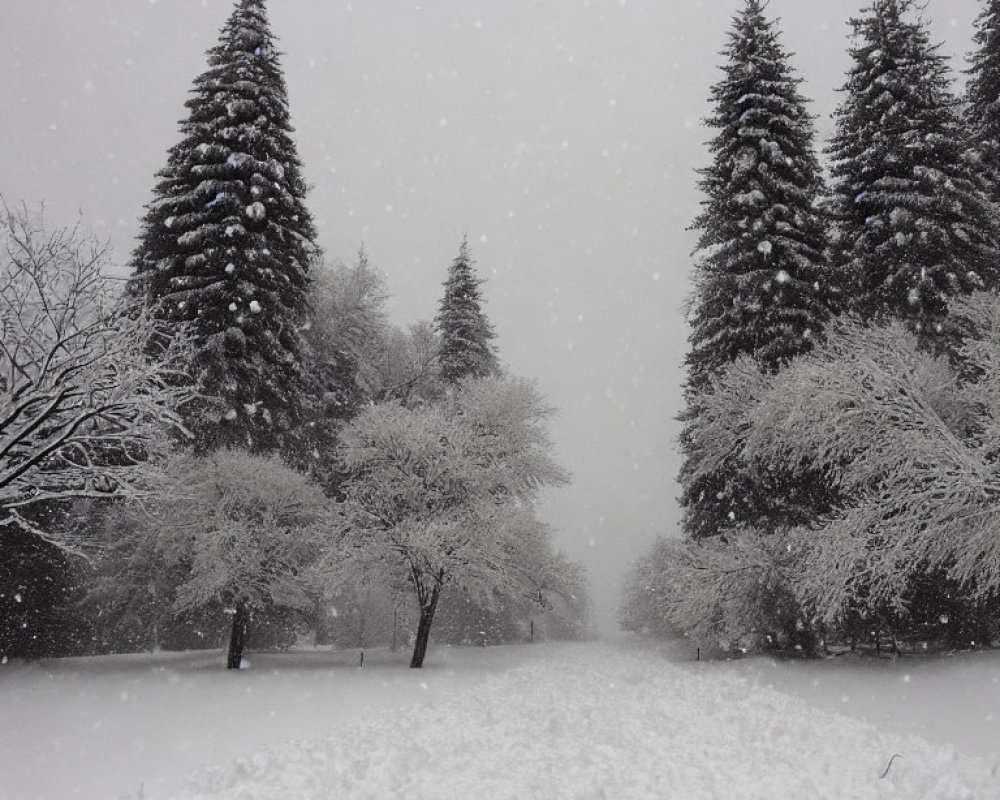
0;0;981;632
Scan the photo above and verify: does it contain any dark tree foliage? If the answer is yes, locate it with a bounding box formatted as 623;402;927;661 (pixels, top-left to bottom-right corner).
686;0;835;389
827;0;999;336
435;237;500;385
129;0;317;453
0;504;88;661
680;0;837;546
966;0;1000;201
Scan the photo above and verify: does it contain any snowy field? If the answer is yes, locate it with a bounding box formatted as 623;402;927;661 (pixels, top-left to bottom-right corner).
3;640;1000;800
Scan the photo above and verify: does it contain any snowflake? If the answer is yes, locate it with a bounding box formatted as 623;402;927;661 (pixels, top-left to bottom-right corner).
229;302;238;312
245;202;266;221
249;300;262;313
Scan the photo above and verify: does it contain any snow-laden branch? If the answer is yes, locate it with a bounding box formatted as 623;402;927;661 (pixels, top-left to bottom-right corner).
684;296;1000;627
0;202;195;553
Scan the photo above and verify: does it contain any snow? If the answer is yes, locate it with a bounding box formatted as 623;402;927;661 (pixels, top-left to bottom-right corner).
2;640;999;800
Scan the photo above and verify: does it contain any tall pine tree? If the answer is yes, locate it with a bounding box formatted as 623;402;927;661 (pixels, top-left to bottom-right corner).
966;0;1000;202
827;0;999;335
680;0;836;543
435;237;500;384
685;0;835;389
130;0;317;453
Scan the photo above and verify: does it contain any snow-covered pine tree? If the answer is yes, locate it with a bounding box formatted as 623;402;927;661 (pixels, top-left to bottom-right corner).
827;0;999;335
966;0;1000;201
129;0;317;453
435;237;501;385
680;0;836;543
685;0;835;389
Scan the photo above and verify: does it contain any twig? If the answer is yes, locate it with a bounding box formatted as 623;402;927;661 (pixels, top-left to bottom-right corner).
879;753;902;779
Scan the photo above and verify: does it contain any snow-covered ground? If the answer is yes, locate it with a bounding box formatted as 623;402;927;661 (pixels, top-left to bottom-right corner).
3;639;999;800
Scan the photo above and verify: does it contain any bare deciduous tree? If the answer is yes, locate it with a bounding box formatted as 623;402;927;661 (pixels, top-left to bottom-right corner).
0;203;193;552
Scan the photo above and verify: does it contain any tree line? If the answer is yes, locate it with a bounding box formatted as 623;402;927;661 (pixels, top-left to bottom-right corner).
0;0;591;670
621;0;1000;655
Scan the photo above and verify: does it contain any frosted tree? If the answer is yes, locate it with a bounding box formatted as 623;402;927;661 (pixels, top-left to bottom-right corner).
620;530;804;653
679;0;837;545
966;0;1000;200
337;377;569;668
0;203;193;554
435;237;500;385
682;297;1000;648
364;321;443;406
305;253;441;407
619;537;686;639
129;0;318;453
435;514;592;644
151;449;330;669
284;251;389;488
827;0;999;335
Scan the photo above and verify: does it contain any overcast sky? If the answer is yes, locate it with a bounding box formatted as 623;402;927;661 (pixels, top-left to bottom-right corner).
0;0;983;631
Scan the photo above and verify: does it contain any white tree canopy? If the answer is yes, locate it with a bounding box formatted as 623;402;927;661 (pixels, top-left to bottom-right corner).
338;376;570;612
683;294;1000;629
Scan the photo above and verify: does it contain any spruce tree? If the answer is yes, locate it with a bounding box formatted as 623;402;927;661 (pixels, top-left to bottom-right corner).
680;0;836;544
435;237;500;384
685;0;835;389
129;0;317;452
827;0;999;335
966;0;1000;201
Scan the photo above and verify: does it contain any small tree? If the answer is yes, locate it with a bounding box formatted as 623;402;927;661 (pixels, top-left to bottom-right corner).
338;377;569;667
0;203;192;554
152;449;330;668
435;238;500;385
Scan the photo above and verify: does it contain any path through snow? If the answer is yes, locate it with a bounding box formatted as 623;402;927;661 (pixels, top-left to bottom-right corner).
179;641;1000;800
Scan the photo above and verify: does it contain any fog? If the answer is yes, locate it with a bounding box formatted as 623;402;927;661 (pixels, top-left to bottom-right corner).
0;0;981;631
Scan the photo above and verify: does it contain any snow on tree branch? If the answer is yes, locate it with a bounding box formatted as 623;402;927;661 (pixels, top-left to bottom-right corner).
0;202;195;553
686;297;1000;627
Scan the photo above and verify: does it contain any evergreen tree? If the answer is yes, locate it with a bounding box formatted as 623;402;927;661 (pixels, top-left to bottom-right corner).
686;0;835;389
680;0;836;544
129;0;317;453
435;237;500;384
827;0;999;335
966;0;1000;201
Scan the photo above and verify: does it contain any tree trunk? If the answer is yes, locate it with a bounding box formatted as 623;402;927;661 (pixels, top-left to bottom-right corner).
227;601;249;670
409;587;441;669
